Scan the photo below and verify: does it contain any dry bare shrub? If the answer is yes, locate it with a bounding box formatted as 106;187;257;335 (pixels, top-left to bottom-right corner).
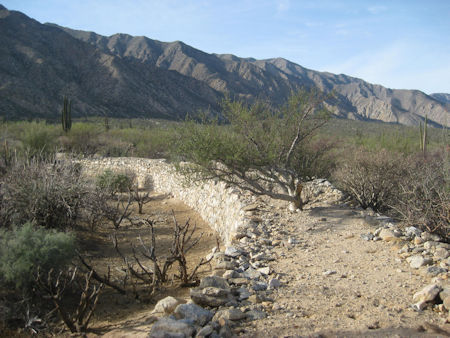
0;158;86;230
131;175;154;214
81;215;213;300
35;268;103;334
392;152;449;240
332;148;406;212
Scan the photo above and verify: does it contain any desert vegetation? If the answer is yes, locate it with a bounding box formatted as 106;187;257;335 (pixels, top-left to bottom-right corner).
0;153;215;335
0;89;448;334
173;88;333;210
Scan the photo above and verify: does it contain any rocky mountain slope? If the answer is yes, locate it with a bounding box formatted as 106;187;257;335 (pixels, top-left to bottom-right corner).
431;93;450;105
0;5;448;126
0;5;220;119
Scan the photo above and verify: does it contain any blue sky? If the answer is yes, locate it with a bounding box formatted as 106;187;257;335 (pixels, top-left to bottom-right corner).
2;0;449;94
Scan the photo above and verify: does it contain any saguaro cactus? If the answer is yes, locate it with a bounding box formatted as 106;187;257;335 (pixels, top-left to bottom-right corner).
419;115;428;155
61;96;72;132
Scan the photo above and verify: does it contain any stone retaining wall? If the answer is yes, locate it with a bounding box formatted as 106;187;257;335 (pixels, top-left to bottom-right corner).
77;157;255;245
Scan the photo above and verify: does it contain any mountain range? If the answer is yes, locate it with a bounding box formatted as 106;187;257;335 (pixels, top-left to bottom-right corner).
0;5;448;127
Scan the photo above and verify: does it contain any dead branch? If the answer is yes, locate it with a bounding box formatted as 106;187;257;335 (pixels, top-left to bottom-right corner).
111;233;151;284
35;268;103;334
103;192;133;229
77;253;126;295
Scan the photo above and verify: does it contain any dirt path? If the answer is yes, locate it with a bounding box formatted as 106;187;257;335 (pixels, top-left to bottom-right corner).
82;192;449;337
81;194;219;337
239;202;449;337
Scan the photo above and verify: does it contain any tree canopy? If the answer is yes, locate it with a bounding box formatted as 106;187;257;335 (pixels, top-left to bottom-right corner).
173;88;332;209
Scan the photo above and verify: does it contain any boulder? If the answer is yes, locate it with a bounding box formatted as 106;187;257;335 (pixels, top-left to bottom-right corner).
149;317;195;338
213;308;247;321
407;255;432;269
195;325;214;337
425;266;447;277
174;303;213;326
237;287;251;300
246;309;267;321
258;267;271;275
252;282;268;291
225;246;241;258
222;270;237;279
215;261;237;270
434;248;449;260
412;284;441;311
242;267;262;279
190;287;234;307
199;276;230;290
439;286;450;310
152;296;185;315
404;226;422;238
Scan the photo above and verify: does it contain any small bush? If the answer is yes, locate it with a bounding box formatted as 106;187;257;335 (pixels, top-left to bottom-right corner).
0;223;75;290
59;123;103;156
332;148;406;212
19;122;59;159
0;158;86;229
96;169;133;196
392;152;449;240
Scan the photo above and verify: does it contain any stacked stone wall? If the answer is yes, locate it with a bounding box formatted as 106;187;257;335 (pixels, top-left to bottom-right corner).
77;157;254;244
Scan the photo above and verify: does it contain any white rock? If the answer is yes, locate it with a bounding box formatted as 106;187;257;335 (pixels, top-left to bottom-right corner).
152;296;183;315
242;267;262;279
413;284;441;302
258;267;271;275
405;226;422;238
225;246;241;258
149;317;195;338
322;270;337;276
424;241;440;250
222;270;237;279
407;255;432;269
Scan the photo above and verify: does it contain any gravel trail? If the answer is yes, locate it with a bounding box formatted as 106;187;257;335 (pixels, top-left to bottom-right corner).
239;203;449;337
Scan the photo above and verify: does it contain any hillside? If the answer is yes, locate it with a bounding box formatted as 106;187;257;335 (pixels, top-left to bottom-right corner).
0;5;220;120
0;5;448;126
431;93;450;105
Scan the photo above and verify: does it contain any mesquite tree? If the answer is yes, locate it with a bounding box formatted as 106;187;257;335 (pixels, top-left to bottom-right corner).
174;88;332;210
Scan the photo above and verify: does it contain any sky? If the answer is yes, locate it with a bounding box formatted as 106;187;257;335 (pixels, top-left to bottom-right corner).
2;0;450;94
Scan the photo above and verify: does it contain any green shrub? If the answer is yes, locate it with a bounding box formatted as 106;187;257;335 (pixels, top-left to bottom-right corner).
97;132;133;157
96;169;133;196
172;89;331;206
19;121;59;159
59;122;103;156
0;223;75;290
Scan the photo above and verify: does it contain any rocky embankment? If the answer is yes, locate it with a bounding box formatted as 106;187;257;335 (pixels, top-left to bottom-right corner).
145;182;449;337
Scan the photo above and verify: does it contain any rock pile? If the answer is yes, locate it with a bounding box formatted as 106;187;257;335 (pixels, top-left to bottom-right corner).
149;200;285;337
301;178;345;206
360;214;450;318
